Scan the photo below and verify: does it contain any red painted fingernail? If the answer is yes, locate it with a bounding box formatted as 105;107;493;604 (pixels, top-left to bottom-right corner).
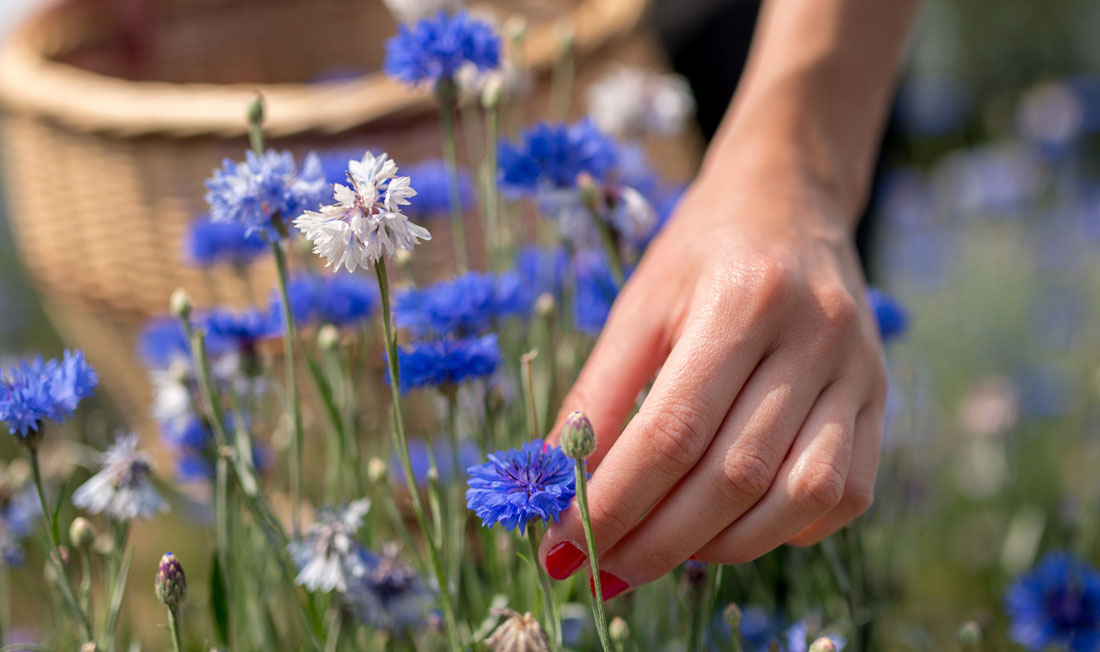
689;554;699;561
546;541;586;580
589;570;629;601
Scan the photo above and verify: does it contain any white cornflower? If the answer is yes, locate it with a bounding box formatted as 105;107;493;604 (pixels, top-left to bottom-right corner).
288;498;372;593
586;66;695;138
294;152;430;273
382;0;462;23
72;434;168;521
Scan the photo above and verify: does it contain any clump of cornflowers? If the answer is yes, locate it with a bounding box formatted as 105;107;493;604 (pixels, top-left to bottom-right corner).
294;151;430;272
395;272;526;336
277;273;378;329
184;216;268;267
466;439;576;534
867;287;909;343
586;65;695;138
383;10;500;89
343;543;432;634
1004;551;1100;652
205;149;327;239
288;498;372;593
0;485;40;566
0;350;98;441
72;433;168;521
200;307;283;354
403;159;474;221
394;334;501;393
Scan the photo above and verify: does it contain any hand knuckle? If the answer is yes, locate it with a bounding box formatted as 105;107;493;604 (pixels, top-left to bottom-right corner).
816;286;860;335
844;479;876;516
587;496;633;542
790;462;846;512
643;402;710;473
718;448;775;504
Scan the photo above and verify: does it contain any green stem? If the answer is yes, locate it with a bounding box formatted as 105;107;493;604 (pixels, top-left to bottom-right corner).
484;103;502;269
593;214;625;287
26;446;95;643
167;606;183;652
575;459;612;652
78;549;93;625
272;241;305;536
375;259;463;652
437;82;471;271
520;350;540;438
526;525;561;652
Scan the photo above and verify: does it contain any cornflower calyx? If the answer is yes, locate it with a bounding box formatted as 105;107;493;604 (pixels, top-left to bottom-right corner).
155;552;188;607
559;410;596;460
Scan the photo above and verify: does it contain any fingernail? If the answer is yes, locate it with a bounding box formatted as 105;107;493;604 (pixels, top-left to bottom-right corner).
589;570;629;601
546;541;586;580
689;554;699;561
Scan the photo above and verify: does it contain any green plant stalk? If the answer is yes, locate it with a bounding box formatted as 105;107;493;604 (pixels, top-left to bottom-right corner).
550;38;575;121
215;455;233;647
484;103;502;269
375;259;463;652
526;525;562;652
437;83;471;271
575;459;612;652
103;545;133;652
78;548;93;625
166;606;183;652
520;350;540;438
272;241;305;535
592;212;625;287
26;446;94;643
443;392;466;595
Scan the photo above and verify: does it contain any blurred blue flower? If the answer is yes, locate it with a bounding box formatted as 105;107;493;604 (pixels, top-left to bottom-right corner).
895;74;969;137
404;159;474;220
1016;81;1086;158
1;486;40;566
513;246;569;306
185;216;268;267
466;439;576;534
574;250;621;334
397;437;482;486
395;272;524;336
318;147;371;186
0;350;98;438
875;167;934;229
384;11;500;86
499;120;620;195
1005;552;1100;652
393;335;501;393
933;143;1045;219
278;274;378;328
343;545;432;634
205;149;327;238
866;288;909;343
200;308;282;352
138;318;194;368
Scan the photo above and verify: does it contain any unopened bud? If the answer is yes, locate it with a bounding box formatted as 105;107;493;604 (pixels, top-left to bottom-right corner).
170;288;192;320
808;638;838;652
367;457;388;484
723;603;742;631
957;621;982;646
560;411;596;460
505;17;527;45
155;552;188;607
576;172;600;210
80;642;97;652
69;517;96;551
481;75;504;110
317;324;340;351
247;92;265;126
535;293;555;319
427;467;440;486
485;608;549;652
609;617;629;642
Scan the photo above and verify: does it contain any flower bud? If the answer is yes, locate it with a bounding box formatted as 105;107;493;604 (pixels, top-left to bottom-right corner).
170;288;192;320
576;172;600;210
69;517;96;552
559;411;596;460
155;552;188;608
481;74;504;110
609;616;629;642
317;324;341;351
247;92;265;127
80;642;97;652
808;638;838;652
485;608;549;652
956;621;982;646
367;457;388;484
535;293;555;319
723;603;742;631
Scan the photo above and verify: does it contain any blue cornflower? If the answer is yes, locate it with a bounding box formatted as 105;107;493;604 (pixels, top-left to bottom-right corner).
0;350;98;439
1;486;41;566
395;272;523;336
200;308;282;352
185;216;268;267
138;318;193;368
404;159;474;220
278;274;378;328
393;335;500;393
318;147;371;186
343;544;432;634
499;120;620;194
1005;552;1100;652
397;437;482;486
384;11;501;87
866;288;909;343
573;250;621;334
466;439;576;534
204;149;327;238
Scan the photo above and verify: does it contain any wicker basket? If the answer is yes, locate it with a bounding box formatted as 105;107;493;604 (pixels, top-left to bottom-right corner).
0;0;698;418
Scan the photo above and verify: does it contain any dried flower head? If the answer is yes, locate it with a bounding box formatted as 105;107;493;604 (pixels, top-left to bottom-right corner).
485;608;550;652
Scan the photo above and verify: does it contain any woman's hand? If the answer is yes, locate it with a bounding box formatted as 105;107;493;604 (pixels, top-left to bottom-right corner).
538;165;888;598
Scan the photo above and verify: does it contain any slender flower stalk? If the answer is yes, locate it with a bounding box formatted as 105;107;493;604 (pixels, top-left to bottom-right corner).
527;525;561;652
550;24;575;121
375;259;463;652
520;350;540;438
482;78;503;269
437;81;471;270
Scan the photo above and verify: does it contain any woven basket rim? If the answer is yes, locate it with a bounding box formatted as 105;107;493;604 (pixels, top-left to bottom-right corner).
0;0;644;138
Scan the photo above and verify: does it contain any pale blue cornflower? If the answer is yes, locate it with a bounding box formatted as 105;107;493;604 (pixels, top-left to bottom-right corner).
466;439;576;534
185;216;268;267
0;350;98;440
393;334;501;393
73;433;168;521
288;499;373;593
394;272;524;336
294;151;430;272
403;159;474;221
384;11;500;88
278;274;378;328
205;149;327;239
1;486;40;566
343;543;432;634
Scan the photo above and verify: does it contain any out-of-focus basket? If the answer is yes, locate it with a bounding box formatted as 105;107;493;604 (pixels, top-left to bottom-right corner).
0;0;698;418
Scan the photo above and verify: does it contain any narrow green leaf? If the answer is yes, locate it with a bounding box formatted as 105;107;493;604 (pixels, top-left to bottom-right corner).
210;552;230;645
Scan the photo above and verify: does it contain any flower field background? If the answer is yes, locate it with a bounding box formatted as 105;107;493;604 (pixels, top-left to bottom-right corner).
1;0;1100;650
